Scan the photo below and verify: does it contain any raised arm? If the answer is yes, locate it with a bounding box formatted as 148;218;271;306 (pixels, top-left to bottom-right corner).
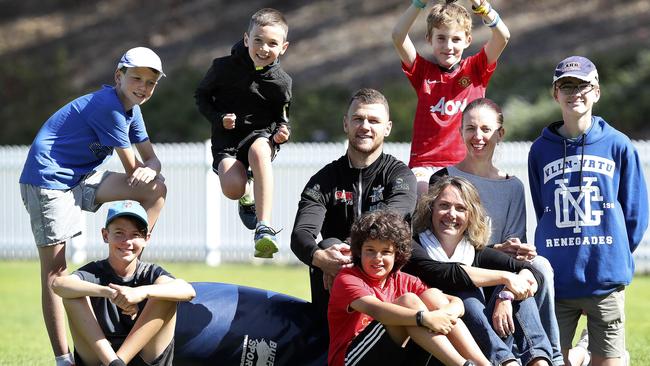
469;0;510;65
391;1;423;69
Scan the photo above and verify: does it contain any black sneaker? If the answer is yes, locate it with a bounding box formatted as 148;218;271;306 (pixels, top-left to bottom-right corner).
238;170;256;230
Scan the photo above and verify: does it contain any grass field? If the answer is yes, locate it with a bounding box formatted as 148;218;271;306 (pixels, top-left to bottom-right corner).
0;261;648;365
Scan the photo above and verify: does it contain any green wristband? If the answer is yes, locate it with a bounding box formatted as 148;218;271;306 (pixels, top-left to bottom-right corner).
412;0;426;9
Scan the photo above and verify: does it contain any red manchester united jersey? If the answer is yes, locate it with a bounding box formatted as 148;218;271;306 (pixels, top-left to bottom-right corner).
402;48;496;168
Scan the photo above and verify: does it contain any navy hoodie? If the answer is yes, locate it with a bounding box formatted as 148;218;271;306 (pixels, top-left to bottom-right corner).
528;116;648;299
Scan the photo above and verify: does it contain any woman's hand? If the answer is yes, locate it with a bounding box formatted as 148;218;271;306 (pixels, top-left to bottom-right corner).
492;298;514;338
518;269;538;295
503;272;532;300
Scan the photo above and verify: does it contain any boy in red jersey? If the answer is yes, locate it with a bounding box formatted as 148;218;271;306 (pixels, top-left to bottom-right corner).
392;0;510;195
328;210;488;366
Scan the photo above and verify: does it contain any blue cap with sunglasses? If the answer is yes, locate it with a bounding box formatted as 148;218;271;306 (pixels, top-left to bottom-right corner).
553;56;599;85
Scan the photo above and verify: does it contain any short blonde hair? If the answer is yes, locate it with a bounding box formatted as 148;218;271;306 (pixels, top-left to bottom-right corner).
426;2;473;41
413;176;489;249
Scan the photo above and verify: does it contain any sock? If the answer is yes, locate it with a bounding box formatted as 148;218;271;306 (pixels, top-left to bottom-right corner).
108;358;127;366
257;220;269;229
54;353;74;366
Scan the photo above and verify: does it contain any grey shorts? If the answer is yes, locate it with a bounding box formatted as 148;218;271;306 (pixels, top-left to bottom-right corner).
556;286;626;358
20;170;110;247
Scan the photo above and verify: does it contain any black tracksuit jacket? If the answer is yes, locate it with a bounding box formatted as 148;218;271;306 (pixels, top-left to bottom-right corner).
291;152;417;320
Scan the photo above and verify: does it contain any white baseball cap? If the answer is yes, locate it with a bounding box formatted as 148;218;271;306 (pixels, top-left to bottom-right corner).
117;47;166;77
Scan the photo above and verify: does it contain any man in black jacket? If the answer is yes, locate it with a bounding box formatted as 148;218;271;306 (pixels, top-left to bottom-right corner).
291;88;417;321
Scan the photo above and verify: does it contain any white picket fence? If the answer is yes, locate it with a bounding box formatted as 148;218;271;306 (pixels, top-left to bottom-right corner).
2;141;650;272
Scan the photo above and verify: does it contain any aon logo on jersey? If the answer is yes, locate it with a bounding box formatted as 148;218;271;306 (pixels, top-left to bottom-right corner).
430;97;467;116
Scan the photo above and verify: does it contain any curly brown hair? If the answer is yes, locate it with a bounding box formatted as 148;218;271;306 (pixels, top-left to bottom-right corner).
349;210;412;272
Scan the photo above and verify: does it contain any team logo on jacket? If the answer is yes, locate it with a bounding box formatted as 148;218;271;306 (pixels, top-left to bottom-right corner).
542;155;614;234
457;76;471;88
370;185;384;203
303;184;322;201
240;335;277;366
335;189;354;205
553;177;604;233
393;177;411;191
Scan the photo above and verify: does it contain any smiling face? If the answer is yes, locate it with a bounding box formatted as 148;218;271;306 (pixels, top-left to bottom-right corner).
103;217;149;266
428;24;471;69
344;101;392;156
360;239;396;285
430;185;469;244
553;77;600;117
461;106;503;161
244;23;288;68
114;67;160;111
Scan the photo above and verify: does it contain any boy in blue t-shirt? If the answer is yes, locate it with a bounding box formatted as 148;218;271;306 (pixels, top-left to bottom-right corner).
19;47;167;366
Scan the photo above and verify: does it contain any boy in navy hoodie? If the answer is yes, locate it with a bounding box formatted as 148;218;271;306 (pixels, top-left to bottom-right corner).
528;56;648;366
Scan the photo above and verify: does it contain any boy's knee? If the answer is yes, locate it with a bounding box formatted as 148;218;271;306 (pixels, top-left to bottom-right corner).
145;299;178;319
421;288;449;309
221;184;246;200
152;178;167;199
248;139;272;162
395;292;424;309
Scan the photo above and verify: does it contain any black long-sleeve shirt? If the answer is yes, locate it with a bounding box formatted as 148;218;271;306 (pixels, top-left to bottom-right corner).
291;152;417;267
291;152;417;319
195;39;291;152
402;235;544;293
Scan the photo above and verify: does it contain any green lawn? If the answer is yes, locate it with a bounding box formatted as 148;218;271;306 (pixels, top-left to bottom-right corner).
0;261;648;365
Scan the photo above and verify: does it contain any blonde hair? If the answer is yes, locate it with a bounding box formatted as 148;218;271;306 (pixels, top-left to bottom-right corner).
413;176;489;249
426;2;473;41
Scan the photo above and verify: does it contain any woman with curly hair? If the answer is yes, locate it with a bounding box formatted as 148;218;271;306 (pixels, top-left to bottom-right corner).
403;176;552;366
327;210;488;366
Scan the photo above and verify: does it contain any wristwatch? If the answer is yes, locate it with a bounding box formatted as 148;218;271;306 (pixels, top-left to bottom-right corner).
498;290;515;301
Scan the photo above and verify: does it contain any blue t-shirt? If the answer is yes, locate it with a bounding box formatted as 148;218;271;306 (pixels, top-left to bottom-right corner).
19;85;150;189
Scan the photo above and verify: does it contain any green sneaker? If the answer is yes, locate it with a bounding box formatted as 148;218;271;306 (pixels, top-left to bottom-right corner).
254;224;280;258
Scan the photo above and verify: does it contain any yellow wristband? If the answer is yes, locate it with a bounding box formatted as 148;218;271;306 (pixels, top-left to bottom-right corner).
472;2;491;16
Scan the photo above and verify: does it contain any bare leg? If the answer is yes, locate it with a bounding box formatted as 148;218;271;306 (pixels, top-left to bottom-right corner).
63;297;119;366
94;171;167;230
216;158;248;200
248;138;274;223
116;299;177;364
38;243;70;358
384;293;467;366
419;289;490;366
